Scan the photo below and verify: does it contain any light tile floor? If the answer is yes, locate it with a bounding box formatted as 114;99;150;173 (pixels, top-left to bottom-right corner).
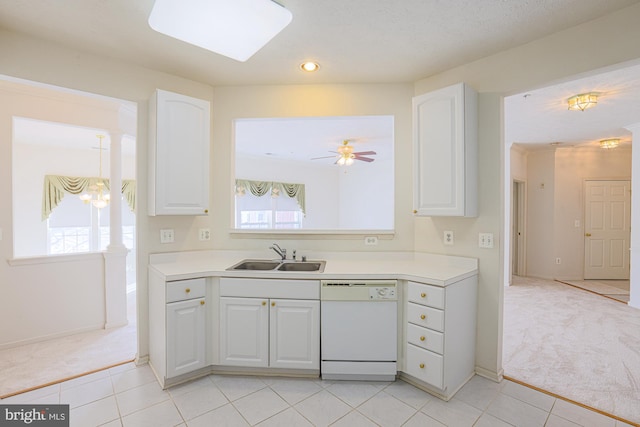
1;363;634;427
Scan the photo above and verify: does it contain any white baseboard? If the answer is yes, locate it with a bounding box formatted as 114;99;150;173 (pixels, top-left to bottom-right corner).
475;366;504;383
0;323;104;350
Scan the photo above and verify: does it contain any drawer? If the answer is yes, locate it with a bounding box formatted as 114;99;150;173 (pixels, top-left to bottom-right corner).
407;323;444;354
166;278;206;303
407;302;444;332
407;282;444;309
405;344;443;389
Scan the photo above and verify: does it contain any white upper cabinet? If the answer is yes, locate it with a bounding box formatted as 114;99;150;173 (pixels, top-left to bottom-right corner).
148;89;211;216
412;83;478;217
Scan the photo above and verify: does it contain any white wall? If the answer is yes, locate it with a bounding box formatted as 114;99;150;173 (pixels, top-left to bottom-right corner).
413;2;640;379
525;150;556;279
1;1;640;374
553;147;631;280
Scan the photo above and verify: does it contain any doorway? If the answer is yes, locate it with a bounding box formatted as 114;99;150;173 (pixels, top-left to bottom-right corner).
511;179;526;278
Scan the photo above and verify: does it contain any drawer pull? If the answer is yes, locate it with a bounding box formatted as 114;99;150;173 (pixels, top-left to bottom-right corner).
420;314;426;320
271;302;276;307
420;336;425;341
419;363;425;369
185;288;191;293
200;300;205;305
420;292;426;298
262;301;267;306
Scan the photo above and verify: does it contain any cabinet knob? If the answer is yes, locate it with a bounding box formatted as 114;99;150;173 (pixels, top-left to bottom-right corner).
413;210;418;214
585;233;592;237
419;363;425;369
262;301;267;306
185;288;191;293
200;300;205;305
271;302;276;307
420;293;426;298
420;336;425;341
204;209;209;214
420;314;426;320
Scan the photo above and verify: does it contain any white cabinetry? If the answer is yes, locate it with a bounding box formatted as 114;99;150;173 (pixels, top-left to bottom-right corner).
401;277;477;400
149;272;208;388
148;89;210;216
219;278;320;371
412;83;477;217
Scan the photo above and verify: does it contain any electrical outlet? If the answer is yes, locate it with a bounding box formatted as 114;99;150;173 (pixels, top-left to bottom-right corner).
199;228;211;241
574;220;581;228
556;257;561;264
364;236;378;245
160;229;174;244
443;230;454;245
479;233;494;248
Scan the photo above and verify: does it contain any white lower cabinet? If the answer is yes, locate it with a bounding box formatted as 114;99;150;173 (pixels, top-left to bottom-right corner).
401;277;477;400
166;298;206;378
148;273;208;388
220;296;319;370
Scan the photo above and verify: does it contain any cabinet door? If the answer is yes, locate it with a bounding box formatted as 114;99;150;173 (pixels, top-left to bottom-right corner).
412;83;477;217
166;298;206;378
219;297;269;367
149;89;210;215
269;299;319;369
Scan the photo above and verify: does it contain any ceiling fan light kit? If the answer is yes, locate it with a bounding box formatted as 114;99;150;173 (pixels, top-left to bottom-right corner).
311;140;377;166
148;0;293;62
599;138;620;149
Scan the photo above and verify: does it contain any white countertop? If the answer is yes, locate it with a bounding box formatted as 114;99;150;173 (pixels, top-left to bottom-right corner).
149;250;478;286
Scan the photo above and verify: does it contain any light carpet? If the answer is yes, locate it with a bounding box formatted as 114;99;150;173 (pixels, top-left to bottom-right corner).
557;279;630;303
0;290;137;398
504;276;640;424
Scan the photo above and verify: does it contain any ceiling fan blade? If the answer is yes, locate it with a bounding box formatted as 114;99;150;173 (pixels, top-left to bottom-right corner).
310;155;337;160
352;151;376;156
355;156;375;162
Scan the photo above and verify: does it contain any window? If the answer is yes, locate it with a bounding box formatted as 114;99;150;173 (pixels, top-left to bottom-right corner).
47;194;136;254
236;191;303;229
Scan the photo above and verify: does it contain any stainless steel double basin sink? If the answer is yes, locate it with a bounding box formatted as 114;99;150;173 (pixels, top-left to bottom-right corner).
226;259;326;272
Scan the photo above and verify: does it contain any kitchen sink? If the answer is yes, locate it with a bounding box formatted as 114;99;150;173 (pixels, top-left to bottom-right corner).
277;261;325;272
226;259;325;272
227;260;281;270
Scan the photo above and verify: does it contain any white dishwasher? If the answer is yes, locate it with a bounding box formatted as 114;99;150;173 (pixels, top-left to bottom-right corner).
321;280;397;381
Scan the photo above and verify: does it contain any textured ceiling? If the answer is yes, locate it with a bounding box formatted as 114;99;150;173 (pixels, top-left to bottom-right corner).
0;0;639;86
1;0;640;148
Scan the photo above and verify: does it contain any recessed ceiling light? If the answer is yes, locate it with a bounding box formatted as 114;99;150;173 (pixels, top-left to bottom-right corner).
148;0;292;62
300;62;320;72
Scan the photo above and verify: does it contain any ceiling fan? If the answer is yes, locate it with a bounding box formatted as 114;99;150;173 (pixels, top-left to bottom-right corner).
311;140;377;166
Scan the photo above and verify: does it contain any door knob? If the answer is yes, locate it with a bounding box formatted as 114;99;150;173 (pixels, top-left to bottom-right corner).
585;233;592;237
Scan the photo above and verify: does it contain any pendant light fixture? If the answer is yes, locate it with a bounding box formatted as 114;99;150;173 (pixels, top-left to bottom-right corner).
79;135;110;209
148;0;292;62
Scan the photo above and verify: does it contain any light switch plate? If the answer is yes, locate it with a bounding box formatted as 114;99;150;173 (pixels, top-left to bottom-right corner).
479;232;494;248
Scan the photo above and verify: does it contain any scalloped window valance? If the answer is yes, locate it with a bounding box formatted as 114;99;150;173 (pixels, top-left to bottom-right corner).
42;175;136;220
235;179;305;215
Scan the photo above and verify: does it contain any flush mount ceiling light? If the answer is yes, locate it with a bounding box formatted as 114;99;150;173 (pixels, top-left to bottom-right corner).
599;138;620;149
148;0;292;62
300;61;319;72
567;92;599;111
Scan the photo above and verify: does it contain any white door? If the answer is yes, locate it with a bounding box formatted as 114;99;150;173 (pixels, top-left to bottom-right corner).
166;298;206;378
219;297;269;367
584;180;631;279
269;299;319;369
